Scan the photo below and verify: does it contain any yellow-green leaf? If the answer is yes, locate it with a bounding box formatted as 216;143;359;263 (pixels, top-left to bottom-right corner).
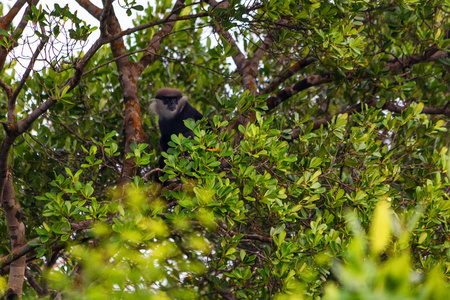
370;200;391;254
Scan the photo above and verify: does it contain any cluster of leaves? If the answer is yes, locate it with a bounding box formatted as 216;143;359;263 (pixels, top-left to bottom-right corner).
23;99;448;298
322;203;450;300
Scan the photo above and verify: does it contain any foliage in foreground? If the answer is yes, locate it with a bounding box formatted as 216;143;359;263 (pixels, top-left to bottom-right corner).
12;104;448;299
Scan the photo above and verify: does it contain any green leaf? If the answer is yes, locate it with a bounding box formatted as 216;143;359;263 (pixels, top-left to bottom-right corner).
225;248;236;256
370;200;392;254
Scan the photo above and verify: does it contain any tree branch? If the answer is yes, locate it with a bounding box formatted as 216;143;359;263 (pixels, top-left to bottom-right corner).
0;218;95;272
267;46;450;111
206;1;247;75
17;98;56;134
384;101;450;117
12;1;39;40
0;0;38;73
0;79;12;98
0;0;28;30
25;268;46;296
75;0;102;20
0;238;39;270
251;34;273;64
242;33;273;93
260;57;316;96
385;47;449;72
10;38;47;124
217;28;247;75
70;219;95;231
137;0;187;72
267;74;332;110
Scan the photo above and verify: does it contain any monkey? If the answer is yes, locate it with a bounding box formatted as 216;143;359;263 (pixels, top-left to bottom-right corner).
151;88;205;169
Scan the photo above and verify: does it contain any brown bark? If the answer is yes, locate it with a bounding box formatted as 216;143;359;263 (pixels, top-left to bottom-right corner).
260;57;316;96
0;79;12;98
385;47;449;72
76;0;102;19
0;238;39;270
0;132;16;202
0;0;28;30
99;4;147;185
1;173;26;298
206;1;274;94
207;0;251;92
25;269;46;296
267;74;332;110
383;101;450;117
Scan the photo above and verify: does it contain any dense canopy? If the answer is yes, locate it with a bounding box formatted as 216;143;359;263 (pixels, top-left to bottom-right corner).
0;0;449;299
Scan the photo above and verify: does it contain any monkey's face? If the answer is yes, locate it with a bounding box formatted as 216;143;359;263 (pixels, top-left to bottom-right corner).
151;94;188;120
160;96;180;111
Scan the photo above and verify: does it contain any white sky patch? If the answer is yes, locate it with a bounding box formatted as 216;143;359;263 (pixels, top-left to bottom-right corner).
4;0;146;77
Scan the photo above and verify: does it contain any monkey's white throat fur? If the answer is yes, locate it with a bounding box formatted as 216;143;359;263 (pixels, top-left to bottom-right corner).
151;96;188;119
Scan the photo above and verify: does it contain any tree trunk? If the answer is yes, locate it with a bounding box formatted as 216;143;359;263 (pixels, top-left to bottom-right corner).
2;172;26;298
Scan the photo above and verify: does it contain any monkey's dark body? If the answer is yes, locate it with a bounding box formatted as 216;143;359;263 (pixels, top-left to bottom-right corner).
158;101;204;167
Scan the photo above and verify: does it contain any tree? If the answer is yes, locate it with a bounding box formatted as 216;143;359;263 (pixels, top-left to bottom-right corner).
0;0;449;298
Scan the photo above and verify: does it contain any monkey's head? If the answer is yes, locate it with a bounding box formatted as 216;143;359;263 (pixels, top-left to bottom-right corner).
151;88;187;119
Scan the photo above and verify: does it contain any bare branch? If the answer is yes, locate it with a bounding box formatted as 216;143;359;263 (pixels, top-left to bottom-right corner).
12;2;38;39
384;101;450;117
10;38;47;123
137;0;187;72
65;37;107;91
260;57;316;96
76;0;102;20
251;34;273;65
17;98;56;134
105;12;208;47
25;268;46;296
385;47;449;72
0;0;28;30
267;74;332;110
0;238;39;270
0;79;12;98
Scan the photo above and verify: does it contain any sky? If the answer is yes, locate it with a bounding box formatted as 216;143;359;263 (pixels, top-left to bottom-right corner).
4;0;143;76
